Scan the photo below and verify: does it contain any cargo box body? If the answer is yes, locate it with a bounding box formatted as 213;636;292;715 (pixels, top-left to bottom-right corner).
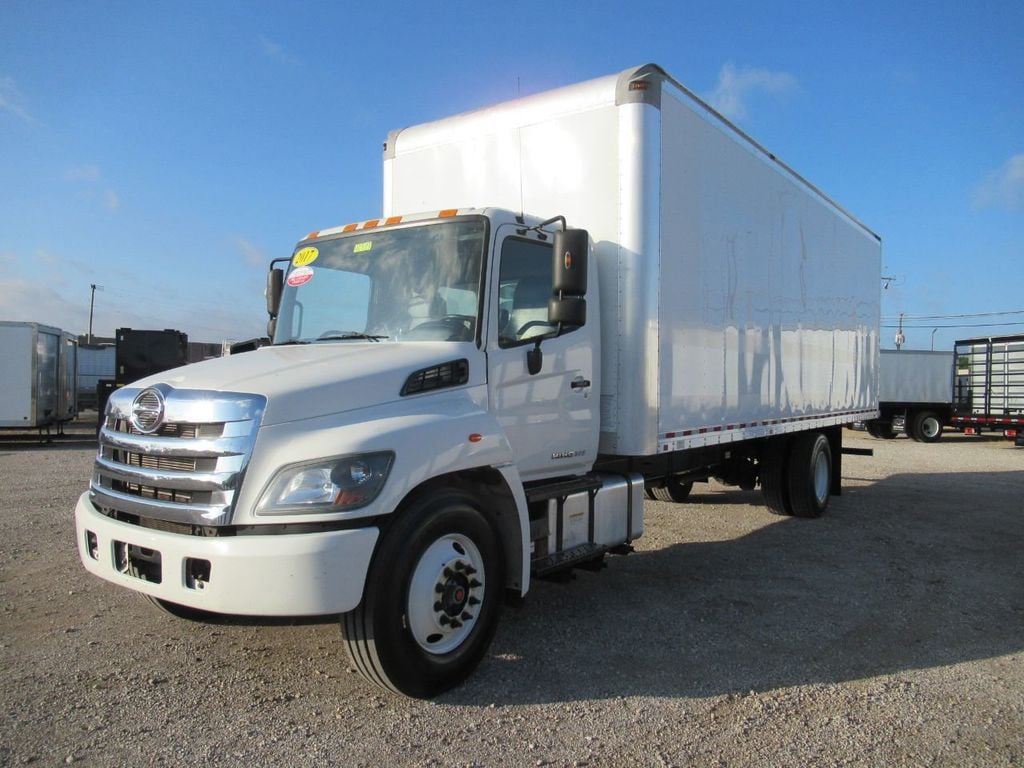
384;64;881;457
879;350;954;405
0;321;78;428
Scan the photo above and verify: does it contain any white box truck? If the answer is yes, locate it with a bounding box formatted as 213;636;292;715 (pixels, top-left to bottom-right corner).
864;349;954;442
74;64;881;697
0;321;78;430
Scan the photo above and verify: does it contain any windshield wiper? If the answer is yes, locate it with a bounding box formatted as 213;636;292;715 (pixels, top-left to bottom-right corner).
316;332;389;342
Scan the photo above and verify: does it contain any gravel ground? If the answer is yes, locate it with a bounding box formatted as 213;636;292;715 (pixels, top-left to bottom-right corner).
1;421;1022;767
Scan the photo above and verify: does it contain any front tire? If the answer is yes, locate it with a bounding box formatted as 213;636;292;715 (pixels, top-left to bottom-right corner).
342;490;503;698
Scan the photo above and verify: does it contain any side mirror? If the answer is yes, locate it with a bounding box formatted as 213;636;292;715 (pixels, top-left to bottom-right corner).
266;268;284;317
552;229;588;295
549;228;588;327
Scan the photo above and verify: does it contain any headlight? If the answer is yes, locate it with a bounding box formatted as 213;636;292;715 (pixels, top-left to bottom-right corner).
256;451;394;515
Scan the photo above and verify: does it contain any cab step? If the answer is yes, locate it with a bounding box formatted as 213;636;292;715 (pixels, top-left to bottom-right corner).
532;543;607;578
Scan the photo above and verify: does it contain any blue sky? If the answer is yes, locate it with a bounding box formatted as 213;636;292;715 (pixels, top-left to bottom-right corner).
1;0;1021;350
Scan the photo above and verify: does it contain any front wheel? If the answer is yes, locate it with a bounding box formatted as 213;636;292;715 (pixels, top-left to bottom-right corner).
341;491;503;698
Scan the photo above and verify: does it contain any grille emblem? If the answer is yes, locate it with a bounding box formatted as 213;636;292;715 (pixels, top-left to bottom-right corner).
131;388;165;433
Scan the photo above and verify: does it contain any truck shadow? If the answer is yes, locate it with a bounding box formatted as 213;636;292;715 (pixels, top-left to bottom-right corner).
449;469;1024;705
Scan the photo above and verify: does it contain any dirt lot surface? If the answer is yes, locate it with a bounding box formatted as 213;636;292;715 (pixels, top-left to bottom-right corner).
1;421;1021;767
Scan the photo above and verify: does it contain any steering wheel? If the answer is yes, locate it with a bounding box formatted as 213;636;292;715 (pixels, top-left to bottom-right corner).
516;320;554;338
404;315;475;341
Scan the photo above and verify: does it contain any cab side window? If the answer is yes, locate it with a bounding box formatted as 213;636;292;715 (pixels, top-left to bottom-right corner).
498;238;559;348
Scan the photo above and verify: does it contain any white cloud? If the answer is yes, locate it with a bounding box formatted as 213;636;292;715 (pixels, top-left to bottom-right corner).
65;165;102;182
0;277;87;332
0;75;33;124
708;62;798;122
973;153;1024;212
257;34;298;65
237;238;266;268
65;164;120;213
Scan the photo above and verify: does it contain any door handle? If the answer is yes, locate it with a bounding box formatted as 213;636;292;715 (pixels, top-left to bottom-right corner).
570;377;591;389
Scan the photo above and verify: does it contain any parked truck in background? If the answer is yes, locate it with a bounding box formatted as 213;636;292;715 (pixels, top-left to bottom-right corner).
0;321;77;432
952;334;1024;445
864;349;954;442
73;64;881;697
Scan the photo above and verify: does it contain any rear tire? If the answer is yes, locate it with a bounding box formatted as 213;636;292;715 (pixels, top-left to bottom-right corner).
341;490;503;698
760;438;792;516
648;477;694;503
910;411;943;443
866;420;896;439
786;432;832;518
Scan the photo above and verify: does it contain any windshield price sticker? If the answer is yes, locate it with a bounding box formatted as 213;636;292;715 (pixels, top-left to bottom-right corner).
353;241;373;254
286;266;314;287
293;247;319;267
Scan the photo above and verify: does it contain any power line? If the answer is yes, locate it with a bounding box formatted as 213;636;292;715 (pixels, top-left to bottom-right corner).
881;321;1024;329
881;309;1024;321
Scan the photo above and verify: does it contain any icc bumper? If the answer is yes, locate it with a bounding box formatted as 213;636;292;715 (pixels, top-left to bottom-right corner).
73;492;379;616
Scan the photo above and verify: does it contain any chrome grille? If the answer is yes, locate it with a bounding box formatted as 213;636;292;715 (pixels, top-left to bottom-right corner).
91;385;266;527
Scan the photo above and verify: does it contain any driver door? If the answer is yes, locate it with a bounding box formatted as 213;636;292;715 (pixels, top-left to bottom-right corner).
486;225;597;481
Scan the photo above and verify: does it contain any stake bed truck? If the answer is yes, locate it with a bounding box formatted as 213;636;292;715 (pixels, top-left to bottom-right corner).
74;64;881;697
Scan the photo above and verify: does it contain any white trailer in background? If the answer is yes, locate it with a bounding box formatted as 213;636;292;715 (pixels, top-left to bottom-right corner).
864;349;954;442
953;334;1024;445
75;64;881;696
0;321;78;430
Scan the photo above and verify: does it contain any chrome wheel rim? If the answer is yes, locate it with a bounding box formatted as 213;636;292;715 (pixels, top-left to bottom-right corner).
813;449;830;506
407;533;485;655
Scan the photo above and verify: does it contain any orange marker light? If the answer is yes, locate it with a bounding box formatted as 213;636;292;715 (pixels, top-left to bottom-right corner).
439;209;459;218
363;219;380;229
306;231;320;240
342;223;358;232
385;216;403;225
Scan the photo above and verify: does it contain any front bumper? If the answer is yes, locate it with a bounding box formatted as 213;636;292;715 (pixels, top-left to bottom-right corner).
74;492;379;616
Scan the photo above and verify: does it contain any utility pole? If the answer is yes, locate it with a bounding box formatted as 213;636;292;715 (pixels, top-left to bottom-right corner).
88;284;103;344
894;312;905;350
931;327;938;351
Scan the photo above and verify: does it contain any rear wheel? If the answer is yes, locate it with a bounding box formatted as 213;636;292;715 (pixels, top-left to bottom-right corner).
760;438;792;516
866;420;895;439
786;432;832;518
341;490;502;698
910;411;943;443
648;477;694;503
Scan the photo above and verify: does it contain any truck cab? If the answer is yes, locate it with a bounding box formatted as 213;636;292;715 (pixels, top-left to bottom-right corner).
75;208;638;698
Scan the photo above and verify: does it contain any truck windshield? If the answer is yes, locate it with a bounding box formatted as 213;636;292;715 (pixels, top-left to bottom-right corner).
273;218;486;345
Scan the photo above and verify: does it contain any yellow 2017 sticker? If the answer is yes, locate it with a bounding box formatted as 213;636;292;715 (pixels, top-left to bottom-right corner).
353;241;372;254
293;247;319;267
